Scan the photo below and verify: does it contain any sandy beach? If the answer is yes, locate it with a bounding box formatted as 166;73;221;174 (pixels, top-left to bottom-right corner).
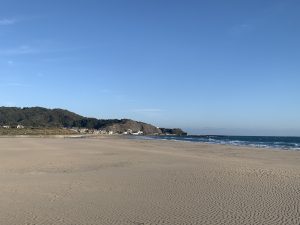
0;136;299;225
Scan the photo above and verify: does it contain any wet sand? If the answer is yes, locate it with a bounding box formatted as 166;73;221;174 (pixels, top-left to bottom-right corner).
0;136;299;225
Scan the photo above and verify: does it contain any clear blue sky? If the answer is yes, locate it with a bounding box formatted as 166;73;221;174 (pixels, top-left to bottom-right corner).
1;0;300;135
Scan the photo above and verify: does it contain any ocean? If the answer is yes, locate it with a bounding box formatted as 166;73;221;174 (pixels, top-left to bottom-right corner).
131;135;300;151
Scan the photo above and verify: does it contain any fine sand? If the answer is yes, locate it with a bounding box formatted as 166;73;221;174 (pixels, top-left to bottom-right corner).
0;137;299;225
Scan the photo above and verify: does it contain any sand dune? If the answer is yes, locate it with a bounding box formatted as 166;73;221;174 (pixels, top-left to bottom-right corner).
0;137;299;225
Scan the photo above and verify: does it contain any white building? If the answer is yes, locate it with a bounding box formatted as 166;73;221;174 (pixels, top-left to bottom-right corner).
132;130;143;135
79;128;88;134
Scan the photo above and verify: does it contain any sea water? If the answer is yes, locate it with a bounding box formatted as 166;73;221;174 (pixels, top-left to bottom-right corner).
131;135;300;151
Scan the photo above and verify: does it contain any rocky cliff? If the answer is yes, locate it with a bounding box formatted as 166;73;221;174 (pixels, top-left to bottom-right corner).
104;119;162;135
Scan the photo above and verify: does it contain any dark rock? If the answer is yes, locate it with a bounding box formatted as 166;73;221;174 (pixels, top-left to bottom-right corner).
160;128;187;136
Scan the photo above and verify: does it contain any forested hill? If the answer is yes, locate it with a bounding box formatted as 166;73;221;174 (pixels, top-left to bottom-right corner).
0;107;186;135
0;107;84;127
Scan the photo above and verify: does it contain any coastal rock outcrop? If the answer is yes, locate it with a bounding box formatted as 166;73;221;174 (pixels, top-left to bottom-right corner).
160;128;187;136
104;119;162;135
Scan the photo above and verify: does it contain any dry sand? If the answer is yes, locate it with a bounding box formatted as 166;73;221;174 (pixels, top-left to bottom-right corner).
0;136;299;225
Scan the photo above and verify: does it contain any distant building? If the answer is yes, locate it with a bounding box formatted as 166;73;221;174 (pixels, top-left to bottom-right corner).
70;128;79;133
99;130;107;134
17;125;24;129
123;129;133;135
79;128;88;134
93;130;100;135
132;130;143;135
2;125;10;129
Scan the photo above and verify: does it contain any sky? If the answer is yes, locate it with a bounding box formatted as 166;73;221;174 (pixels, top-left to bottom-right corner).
0;0;300;136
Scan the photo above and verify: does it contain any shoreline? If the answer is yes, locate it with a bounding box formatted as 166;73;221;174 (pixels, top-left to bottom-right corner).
1;133;300;152
128;135;300;151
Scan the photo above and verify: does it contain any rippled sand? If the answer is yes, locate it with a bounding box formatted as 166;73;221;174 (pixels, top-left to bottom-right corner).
0;137;299;225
